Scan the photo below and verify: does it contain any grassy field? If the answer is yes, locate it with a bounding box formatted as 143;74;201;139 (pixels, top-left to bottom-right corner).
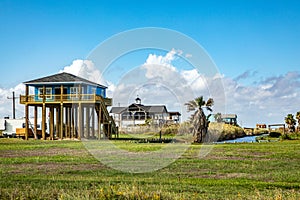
0;138;299;199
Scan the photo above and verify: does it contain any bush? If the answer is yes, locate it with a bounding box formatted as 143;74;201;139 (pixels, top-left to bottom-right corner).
280;132;300;140
208;122;245;141
161;124;179;135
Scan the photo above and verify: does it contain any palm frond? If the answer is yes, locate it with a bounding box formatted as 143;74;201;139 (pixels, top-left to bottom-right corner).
206;98;214;107
185;100;197;112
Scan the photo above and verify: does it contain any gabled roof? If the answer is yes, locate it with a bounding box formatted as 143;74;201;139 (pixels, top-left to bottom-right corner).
147;105;167;113
110;107;126;114
24;72;107;88
110;104;168;114
221;114;237;119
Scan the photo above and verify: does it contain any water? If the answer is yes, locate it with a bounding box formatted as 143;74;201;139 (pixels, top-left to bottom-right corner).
216;135;265;143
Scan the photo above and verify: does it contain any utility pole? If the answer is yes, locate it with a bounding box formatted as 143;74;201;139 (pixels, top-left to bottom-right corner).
7;91;19;119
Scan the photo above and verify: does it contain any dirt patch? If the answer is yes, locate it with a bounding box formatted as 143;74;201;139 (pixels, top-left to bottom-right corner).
0;147;89;158
2;162;108;175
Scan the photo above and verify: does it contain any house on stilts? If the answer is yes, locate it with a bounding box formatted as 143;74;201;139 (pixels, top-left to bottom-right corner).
19;72;118;140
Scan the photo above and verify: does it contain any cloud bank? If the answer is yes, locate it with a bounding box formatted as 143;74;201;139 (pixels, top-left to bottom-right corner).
0;51;299;127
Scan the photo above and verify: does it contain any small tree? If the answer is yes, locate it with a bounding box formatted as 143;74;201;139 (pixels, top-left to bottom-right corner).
296;111;300;132
285;114;296;133
214;113;222;123
185;96;214;143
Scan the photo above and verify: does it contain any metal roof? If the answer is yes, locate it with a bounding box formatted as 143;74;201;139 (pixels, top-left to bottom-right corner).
110;107;126;114
221;114;237;119
110;104;169;114
23;72;107;88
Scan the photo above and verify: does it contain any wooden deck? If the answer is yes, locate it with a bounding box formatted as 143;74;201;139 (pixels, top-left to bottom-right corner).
20;94;112;106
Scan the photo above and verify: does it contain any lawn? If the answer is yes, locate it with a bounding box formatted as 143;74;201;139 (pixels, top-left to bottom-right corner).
0;138;299;199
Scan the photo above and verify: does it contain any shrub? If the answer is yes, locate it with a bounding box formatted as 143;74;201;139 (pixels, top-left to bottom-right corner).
161;124;179;135
269;131;282;138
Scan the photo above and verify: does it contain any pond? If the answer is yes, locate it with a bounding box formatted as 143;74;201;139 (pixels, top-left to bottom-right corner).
216;134;268;143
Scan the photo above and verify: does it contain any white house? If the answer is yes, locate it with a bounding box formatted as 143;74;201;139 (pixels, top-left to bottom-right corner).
110;97;181;129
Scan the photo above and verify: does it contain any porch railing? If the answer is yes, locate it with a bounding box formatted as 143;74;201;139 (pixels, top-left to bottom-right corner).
20;94;112;106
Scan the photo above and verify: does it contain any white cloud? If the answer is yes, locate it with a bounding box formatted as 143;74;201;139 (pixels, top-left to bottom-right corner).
180;69;207;91
220;71;300;127
185;53;192;58
60;59;116;96
0;83;27;119
1;52;299;128
60;59;107;86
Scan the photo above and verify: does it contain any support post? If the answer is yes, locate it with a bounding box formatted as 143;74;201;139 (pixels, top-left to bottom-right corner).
91;106;95;138
65;107;69;138
60;104;63;139
56;107;59;138
60;85;64;139
34;106;38;139
25;85;29;140
78;103;82;140
86;105;90;138
42;103;46;140
74;106;78;138
50;106;54;140
68;106;72;138
42;86;46;140
71;106;75;139
98;105;102;140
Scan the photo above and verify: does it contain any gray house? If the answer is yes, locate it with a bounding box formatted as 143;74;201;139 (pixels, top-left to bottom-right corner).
110;97;181;129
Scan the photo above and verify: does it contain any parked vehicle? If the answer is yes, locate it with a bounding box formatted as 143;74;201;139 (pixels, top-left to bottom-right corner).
0;118;45;138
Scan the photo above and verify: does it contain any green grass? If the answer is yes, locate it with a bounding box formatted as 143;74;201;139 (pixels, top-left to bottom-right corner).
0;138;300;199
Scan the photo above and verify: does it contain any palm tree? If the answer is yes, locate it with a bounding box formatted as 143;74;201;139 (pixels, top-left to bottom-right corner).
285;114;296;133
296;111;300;132
185;96;214;143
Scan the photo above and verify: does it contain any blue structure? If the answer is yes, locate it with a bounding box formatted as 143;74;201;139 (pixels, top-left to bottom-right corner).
20;72;117;140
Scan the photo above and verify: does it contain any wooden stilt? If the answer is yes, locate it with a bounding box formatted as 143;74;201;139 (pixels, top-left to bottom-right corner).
25;85;29;140
71;106;75;139
99;105;102;139
50;106;54;140
56;107;59;138
74;106;78;138
60;84;64;139
60;104;63;139
78;103;82;140
34;106;38;139
86;105;90;138
91;105;95;138
25;104;29;140
68;106;71;138
42;103;46;140
65;107;69;138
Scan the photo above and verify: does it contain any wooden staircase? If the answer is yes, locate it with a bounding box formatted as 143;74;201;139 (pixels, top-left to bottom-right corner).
96;96;118;139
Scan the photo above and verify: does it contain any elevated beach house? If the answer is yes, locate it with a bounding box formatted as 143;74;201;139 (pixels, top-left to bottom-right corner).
110;97;181;130
20;72;118;140
221;114;238;125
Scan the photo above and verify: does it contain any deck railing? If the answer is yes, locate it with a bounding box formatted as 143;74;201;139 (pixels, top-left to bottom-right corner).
20;94;112;106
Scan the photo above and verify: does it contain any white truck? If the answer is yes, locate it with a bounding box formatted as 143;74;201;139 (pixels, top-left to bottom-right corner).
0;118;44;138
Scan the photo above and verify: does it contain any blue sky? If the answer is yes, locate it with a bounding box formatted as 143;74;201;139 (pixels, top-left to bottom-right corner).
0;0;300;126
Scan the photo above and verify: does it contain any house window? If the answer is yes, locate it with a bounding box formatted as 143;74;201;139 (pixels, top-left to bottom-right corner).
38;87;52;99
70;87;85;99
70;87;79;99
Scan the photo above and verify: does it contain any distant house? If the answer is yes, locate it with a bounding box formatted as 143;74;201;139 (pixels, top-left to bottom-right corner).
256;124;267;129
221;114;237;125
110;97;181;129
